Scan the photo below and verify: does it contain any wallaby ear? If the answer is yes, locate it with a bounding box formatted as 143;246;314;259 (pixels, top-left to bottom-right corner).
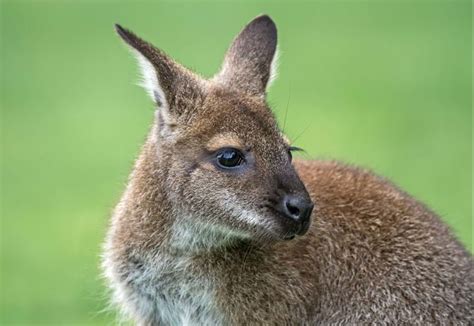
214;15;278;97
115;24;204;120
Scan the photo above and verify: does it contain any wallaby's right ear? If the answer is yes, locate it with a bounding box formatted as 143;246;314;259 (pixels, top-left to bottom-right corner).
115;24;203;121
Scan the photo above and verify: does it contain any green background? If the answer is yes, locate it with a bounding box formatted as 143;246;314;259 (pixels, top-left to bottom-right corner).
1;1;471;324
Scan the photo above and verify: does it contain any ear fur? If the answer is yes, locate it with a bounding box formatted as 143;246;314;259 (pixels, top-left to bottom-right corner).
214;15;278;97
134;49;168;108
115;24;204;121
268;46;280;89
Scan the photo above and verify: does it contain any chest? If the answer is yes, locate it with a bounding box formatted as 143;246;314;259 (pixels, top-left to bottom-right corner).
134;254;223;325
128;249;314;325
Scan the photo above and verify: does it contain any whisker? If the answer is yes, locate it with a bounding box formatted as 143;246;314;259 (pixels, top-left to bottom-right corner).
282;84;291;132
291;121;313;145
240;242;254;273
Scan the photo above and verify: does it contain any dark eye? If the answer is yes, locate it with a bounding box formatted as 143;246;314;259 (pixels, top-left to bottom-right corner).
216;148;245;169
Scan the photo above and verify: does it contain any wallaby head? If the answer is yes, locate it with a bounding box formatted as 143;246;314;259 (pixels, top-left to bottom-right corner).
115;15;313;248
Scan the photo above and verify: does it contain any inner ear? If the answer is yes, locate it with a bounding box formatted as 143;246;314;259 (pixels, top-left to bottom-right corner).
213;15;278;97
133;48;169;109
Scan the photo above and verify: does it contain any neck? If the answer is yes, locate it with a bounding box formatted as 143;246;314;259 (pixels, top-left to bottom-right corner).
169;218;253;254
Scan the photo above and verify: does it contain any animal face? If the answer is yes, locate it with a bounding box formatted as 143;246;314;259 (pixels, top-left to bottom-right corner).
116;16;313;244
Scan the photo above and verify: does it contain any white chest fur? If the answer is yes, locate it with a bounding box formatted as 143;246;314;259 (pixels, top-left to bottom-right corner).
114;252;223;325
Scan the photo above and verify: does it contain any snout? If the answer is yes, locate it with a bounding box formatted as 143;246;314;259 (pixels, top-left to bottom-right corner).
274;193;314;238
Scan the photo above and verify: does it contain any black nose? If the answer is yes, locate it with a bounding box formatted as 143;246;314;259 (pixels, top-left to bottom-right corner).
282;195;314;234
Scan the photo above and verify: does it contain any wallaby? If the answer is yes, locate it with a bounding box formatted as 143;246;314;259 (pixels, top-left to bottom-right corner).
102;15;473;325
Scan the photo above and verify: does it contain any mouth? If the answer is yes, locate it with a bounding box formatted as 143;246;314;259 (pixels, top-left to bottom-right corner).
266;206;310;239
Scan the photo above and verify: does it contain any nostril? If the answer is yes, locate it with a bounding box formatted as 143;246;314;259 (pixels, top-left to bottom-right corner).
282;195;313;222
286;202;300;217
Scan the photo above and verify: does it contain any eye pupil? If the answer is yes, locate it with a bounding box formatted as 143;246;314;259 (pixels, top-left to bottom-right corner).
216;149;244;168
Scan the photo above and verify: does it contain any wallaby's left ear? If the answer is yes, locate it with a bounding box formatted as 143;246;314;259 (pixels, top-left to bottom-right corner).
214;15;278;97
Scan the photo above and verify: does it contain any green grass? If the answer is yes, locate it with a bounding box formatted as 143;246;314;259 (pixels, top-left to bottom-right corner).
1;1;471;324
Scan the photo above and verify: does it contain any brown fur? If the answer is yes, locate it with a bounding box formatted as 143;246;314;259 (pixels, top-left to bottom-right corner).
103;15;473;325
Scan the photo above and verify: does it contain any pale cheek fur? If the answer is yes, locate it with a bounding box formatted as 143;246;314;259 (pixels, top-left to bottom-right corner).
218;189;269;228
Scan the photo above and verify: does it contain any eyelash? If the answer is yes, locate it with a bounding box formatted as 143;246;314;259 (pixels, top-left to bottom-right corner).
289;146;304;152
288;146;304;161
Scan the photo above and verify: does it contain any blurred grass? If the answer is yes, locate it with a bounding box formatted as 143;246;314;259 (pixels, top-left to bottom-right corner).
1;0;471;324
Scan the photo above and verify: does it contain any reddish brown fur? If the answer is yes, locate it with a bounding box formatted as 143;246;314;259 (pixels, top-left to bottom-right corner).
103;15;473;325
